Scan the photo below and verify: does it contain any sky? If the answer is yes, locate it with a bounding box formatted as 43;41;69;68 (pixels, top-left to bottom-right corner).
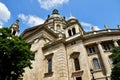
0;0;120;34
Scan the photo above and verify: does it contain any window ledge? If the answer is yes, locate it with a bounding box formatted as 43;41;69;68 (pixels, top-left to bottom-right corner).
44;72;53;77
88;53;97;56
93;69;102;73
72;70;84;77
17;78;23;80
104;50;112;53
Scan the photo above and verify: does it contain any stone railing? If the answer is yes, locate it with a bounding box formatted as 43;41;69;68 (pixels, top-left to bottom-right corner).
84;29;120;37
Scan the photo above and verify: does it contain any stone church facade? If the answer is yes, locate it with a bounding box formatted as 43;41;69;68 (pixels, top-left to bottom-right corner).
21;9;120;80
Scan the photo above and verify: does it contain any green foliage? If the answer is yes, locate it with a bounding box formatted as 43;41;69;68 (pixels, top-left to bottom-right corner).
111;46;120;80
0;28;35;80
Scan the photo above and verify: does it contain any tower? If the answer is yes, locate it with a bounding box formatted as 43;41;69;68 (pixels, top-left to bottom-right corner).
10;19;19;36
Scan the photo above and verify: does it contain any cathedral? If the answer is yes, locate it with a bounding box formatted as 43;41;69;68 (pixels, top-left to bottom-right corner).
20;9;120;80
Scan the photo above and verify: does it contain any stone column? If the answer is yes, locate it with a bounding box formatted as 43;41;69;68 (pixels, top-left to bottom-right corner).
113;39;119;47
96;42;111;76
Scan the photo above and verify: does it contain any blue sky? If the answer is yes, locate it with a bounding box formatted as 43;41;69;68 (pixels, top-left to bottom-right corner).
0;0;120;34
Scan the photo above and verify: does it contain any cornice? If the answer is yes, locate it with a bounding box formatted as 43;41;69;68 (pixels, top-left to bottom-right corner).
83;30;120;40
42;38;65;50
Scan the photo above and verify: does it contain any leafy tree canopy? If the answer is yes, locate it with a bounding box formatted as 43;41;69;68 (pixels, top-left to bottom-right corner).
111;46;120;80
0;27;35;80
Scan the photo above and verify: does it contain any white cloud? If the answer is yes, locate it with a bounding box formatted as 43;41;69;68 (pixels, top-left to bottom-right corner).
81;22;92;27
93;26;100;30
0;24;2;28
38;0;69;10
0;2;11;27
81;22;100;31
18;14;44;27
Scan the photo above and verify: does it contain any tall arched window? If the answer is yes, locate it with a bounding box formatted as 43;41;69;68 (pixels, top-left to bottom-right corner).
72;27;76;35
93;58;100;70
68;29;72;36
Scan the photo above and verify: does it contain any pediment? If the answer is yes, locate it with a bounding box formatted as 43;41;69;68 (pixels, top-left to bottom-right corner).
21;24;58;42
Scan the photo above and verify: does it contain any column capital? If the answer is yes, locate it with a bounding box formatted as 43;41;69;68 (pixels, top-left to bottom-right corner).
96;41;102;44
113;39;119;47
112;39;118;42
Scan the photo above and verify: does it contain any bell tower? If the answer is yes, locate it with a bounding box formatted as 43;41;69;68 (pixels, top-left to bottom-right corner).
10;19;20;36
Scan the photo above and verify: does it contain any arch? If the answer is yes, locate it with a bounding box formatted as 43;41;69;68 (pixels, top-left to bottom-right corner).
13;30;16;35
93;58;100;69
72;27;76;35
68;29;72;36
56;24;61;30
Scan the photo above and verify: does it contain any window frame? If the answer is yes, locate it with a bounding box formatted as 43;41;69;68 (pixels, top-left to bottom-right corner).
48;58;52;73
102;44;110;51
68;29;72;36
72;27;76;35
88;46;96;54
108;56;113;68
74;58;80;71
70;52;80;71
93;58;101;70
45;53;53;73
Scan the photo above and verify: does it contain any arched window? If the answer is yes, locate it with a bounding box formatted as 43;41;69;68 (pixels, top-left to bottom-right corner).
13;31;16;35
56;24;61;30
74;58;80;70
93;58;100;69
68;29;72;36
72;27;76;35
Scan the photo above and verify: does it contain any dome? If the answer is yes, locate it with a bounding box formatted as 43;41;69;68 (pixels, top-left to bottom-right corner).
68;14;76;20
45;9;66;24
49;14;63;18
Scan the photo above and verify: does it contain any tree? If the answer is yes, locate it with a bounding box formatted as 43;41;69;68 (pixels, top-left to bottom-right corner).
111;46;120;80
0;28;35;80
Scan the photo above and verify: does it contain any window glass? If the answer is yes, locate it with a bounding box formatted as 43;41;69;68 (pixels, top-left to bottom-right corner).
68;29;72;36
74;58;80;70
76;77;82;80
102;44;110;51
109;56;113;67
88;47;96;54
93;58;100;69
72;27;76;35
48;59;52;73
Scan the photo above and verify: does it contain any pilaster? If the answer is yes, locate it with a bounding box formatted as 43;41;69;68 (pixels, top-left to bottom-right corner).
113;39;119;47
96;41;111;76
